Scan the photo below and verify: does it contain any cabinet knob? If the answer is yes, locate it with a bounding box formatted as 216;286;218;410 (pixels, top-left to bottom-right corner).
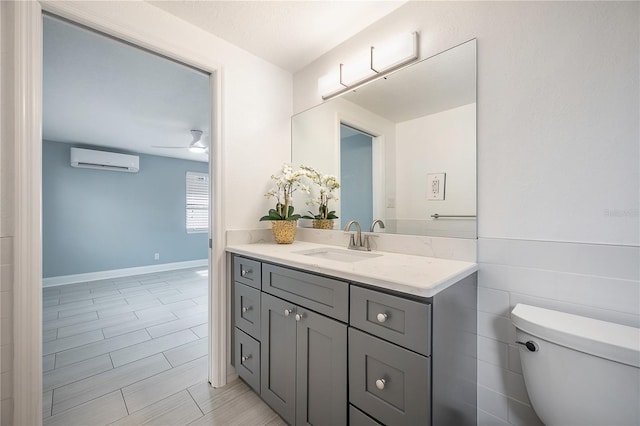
376;313;388;323
295;313;304;322
284;309;293;317
375;379;386;390
241;354;251;363
240;268;252;277
241;306;251;313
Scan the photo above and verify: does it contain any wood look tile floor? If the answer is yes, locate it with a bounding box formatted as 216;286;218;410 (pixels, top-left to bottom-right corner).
42;267;283;425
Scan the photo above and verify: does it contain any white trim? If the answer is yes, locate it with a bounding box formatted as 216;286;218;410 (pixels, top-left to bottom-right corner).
14;2;228;422
42;259;208;287
13;1;43;424
209;65;226;388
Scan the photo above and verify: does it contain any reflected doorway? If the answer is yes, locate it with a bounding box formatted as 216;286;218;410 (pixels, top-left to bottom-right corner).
340;124;374;228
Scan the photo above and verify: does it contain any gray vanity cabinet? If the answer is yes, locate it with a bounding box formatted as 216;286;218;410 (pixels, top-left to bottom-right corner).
260;292;347;426
230;254;477;426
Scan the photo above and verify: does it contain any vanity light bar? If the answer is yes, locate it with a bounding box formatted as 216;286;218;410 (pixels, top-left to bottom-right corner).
318;32;419;100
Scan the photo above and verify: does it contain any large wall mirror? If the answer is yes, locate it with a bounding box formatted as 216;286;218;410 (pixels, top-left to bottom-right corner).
292;39;476;239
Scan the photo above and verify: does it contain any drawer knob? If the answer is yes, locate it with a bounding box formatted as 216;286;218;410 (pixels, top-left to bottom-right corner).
241;354;251;363
240;268;252;277
284;309;293;317
241;306;251;313
375;379;386;390
295;313;304;322
376;313;388;323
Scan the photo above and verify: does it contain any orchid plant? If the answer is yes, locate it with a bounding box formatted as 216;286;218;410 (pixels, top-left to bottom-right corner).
260;163;310;221
300;165;340;220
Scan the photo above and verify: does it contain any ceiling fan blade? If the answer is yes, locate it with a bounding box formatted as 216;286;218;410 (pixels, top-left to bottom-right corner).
150;130;207;152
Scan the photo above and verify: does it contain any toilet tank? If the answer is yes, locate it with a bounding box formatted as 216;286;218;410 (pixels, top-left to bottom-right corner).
511;304;640;426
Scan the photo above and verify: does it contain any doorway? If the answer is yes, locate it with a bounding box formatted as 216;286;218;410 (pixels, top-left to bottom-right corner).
40;13;214;422
9;2;230;422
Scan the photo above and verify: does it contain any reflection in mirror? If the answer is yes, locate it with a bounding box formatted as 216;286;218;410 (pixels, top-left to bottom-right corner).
340;124;374;227
292;39;476;238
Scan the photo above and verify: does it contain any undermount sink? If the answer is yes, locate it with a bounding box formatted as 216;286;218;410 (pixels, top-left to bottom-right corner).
294;247;382;263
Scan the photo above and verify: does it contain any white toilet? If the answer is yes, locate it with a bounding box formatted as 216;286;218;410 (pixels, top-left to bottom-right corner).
511;303;640;426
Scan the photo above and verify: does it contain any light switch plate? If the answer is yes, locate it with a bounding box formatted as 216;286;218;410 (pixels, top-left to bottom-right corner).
427;173;445;200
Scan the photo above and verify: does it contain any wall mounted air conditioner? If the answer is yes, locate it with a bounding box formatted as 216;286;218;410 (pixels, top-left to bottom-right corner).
70;147;139;173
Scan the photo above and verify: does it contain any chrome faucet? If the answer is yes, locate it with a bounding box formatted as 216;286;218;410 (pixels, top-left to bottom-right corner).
344;220;367;251
370;219;386;232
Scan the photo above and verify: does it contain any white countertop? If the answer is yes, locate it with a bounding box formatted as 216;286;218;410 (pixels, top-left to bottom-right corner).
226;241;478;298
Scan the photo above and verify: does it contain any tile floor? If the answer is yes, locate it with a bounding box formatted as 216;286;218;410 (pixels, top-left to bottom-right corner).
42;267;283;425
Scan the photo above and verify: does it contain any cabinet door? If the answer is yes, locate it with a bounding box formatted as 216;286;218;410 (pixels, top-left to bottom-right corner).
296;309;347;426
349;328;430;426
234;282;261;340
261;293;297;425
234;328;260;393
233;256;261;289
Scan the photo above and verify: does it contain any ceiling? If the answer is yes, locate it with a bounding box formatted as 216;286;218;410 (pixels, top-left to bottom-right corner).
147;1;408;73
43;15;211;162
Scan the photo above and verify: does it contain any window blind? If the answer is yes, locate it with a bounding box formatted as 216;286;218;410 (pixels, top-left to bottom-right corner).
186;172;209;233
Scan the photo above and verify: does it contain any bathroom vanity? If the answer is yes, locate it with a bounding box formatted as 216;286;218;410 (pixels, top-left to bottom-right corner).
228;242;478;426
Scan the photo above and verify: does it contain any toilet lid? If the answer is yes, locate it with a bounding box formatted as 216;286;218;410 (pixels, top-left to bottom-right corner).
511;304;640;368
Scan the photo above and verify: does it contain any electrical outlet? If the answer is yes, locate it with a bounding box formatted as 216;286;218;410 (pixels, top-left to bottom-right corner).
154;253;160;260
427;173;445;200
387;197;396;208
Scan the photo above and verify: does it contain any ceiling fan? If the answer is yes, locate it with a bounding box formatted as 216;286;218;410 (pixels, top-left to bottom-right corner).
152;130;207;154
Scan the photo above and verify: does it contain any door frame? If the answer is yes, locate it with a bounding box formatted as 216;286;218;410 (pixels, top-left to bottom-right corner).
11;2;227;423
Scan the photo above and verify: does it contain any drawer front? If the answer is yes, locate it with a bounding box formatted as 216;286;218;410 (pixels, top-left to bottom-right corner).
233;256;261;289
350;285;431;356
349;328;430;426
350;405;382;426
234;328;260;393
234;282;261;340
262;263;348;322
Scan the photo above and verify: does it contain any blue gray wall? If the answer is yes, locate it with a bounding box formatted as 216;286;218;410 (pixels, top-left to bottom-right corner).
43;140;208;278
340;131;373;228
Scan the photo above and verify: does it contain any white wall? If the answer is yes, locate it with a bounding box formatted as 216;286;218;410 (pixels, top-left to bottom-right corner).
293;2;639;425
294;1;638;246
395;103;476;237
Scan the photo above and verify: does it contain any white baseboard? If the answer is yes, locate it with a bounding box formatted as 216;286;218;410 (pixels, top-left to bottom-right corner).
42;259;208;287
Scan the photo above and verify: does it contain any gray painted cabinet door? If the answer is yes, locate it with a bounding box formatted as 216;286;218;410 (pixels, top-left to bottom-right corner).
261;293;297;425
296;309;347;426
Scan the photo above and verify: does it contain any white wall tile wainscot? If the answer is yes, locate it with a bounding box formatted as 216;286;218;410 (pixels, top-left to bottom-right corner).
477;238;639;425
